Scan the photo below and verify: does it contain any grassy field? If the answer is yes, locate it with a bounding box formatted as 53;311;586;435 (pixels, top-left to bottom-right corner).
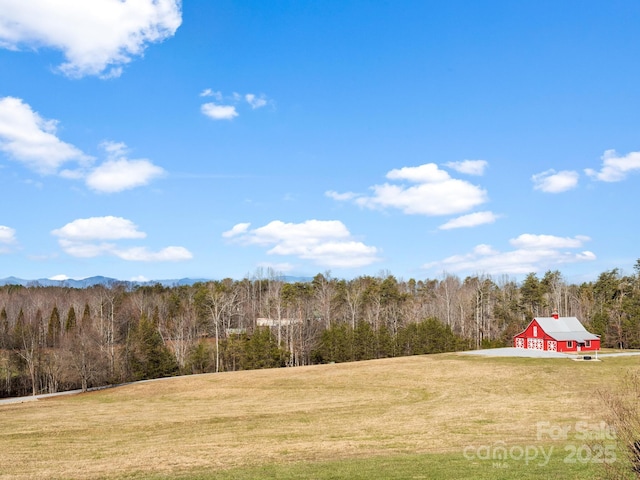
0;352;638;479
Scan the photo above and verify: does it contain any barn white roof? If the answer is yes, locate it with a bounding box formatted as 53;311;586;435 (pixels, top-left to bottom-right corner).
533;316;600;342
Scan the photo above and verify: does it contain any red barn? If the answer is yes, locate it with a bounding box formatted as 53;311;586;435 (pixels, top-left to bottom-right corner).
513;311;600;353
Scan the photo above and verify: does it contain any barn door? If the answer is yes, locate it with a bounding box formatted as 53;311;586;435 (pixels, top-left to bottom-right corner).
527;338;543;350
515;338;524;348
547;341;557;352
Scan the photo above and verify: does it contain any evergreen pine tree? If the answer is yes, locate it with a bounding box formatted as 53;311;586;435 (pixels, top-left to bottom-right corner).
128;315;178;381
65;307;77;332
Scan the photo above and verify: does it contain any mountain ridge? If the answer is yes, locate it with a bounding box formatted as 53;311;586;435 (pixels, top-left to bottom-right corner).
0;275;313;288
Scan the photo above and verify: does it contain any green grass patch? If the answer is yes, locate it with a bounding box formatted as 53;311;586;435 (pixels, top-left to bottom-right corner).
129;450;604;480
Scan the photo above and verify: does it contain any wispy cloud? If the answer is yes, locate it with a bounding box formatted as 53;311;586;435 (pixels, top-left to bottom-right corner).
325;190;358;201
199;89;222;100
444;160;488;176
200;90;271;120
330;163;488;216
245;93;268;109
51;216;192;261
424;233;595;275
585;149;640;182
532;169;579;193
113;246;193;262
0;0;182;78
223;219;380;268
438;211;499;230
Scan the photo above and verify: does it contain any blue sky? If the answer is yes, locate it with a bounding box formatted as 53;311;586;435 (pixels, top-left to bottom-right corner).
1;0;639;283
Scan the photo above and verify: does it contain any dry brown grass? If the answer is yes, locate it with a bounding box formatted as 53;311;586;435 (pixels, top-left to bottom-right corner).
0;353;634;479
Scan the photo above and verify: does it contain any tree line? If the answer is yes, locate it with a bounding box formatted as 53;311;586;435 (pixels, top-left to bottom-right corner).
1;262;639;398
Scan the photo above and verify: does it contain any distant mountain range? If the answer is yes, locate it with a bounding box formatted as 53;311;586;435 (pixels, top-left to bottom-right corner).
0;275;313;288
0;276;208;288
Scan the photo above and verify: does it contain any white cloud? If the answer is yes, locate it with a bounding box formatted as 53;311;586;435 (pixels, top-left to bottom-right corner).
245;93;267;109
65;141;166;193
0;225;17;253
52;216;146;241
222;223;251;238
444;160;488;176
130;275;150;282
85;141;164;193
58;168;85;180
585;149;640;182
0;96;90;174
200;89;222;100
423;233;595;275
56;239;117;258
473;244;499;256
48;274;70;281
0;0;182;78
224;219;380;268
100;140;127;156
532;169;579;193
201;102;238;120
387;163;450;183
86;158;165;193
113;246;193;262
52;216;192;262
200;90;271;120
510;233;590;249
0;100;163;192
0;225;16;244
242;220;351;245
438;211;499;230
325;190;358;201
343;163;488;216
